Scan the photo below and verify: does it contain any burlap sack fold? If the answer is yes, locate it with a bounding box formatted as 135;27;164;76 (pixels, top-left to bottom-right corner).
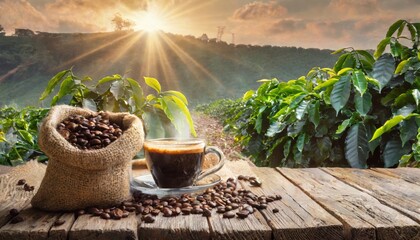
31;105;144;211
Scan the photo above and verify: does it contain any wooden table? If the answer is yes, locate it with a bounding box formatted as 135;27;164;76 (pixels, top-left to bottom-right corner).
0;161;419;240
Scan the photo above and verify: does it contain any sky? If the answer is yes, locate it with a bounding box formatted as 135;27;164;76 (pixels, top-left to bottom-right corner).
0;0;419;49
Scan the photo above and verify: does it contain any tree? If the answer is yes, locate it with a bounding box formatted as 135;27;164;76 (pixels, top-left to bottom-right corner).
0;25;5;36
111;13;134;31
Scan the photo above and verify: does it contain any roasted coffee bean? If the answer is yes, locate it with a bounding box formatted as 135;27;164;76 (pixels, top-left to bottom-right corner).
17;179;26;185
76;209;85;216
54;219;66;226
275;195;282;200
272;208;279;213
101;213;111;220
151;209;160;216
143;214;155;223
163;208;172;217
223;211;235;219
112;208;124;220
216;206;225;213
202;209;212;217
122;211;129;218
250;179;262;187
10;216;24;224
236;210;250;219
9;208;19;217
58;113;123;150
181;207;192;215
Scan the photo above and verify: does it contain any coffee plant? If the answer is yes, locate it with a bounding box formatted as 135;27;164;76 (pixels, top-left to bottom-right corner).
225;19;420;168
0;106;49;165
39;69;196;138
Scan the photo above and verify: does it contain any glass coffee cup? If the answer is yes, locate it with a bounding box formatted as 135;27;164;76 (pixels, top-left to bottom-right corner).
143;138;225;188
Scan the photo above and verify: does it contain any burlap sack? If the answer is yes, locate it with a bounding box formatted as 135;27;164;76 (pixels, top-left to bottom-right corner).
31;105;144;211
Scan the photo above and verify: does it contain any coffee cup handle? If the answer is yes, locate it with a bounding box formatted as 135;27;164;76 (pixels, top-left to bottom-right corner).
196;146;225;182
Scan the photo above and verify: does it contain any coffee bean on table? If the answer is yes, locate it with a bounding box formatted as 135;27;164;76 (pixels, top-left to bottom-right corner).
223;211;235;219
272;208;279;213
100;213;111;220
236;210;250;219
10;216;24;224
17;179;26;185
9;208;19;217
143;215;155;223
202;209;212;217
54;219;66;226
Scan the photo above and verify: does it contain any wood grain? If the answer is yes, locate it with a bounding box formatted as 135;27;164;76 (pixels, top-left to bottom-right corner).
69;213;138;240
240;167;343;240
208;166;272;240
278;168;420;240
323;168;420;223
138;214;210;240
372;168;420;186
0;207;60;240
48;213;76;240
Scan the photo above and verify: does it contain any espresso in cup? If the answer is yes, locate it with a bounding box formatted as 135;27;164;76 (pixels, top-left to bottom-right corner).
144;138;224;188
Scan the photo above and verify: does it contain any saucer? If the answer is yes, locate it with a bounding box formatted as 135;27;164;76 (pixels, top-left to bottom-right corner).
130;174;221;197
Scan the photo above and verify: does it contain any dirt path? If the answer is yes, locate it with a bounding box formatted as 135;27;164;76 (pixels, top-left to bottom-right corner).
192;111;247;162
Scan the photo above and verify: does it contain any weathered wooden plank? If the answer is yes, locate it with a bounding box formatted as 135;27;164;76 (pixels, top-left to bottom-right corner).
208;165;272;240
278;168;420;240
0;207;60;240
69;213;138;240
209;207;272;240
372;168;420;186
137;214;210;240
48;213;76;240
239;167;343;240
323;168;420;223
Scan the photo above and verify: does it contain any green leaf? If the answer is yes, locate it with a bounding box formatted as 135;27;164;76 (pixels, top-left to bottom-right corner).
170;95;197;137
356;50;375;64
365;123;380;153
331;75;351;115
336;119;351;135
144;77;161;93
412;89;420;106
400;118;418;146
51;75;74;106
39;69;70;101
334;53;349;73
386;20;405;37
407;23;417;42
255;106;266;134
297;133;306;152
163;90;188;105
126;78;145;114
110;80;125;100
366;77;380;89
266;121;286;137
372;54;395;92
354;92;372;116
370;115;405;141
397;21;407;37
341;54;356;69
314;78;339;91
352;70;367;95
82;98;97;111
296;100;309;120
332;48;346;54
374;37;391;59
97;75;121;85
283;139;291;159
18;130;33;146
345;123;369;168
395;60;408;74
383;139;411;167
337;68;353;76
308;101;320;127
287;120;306;138
243;90;254;101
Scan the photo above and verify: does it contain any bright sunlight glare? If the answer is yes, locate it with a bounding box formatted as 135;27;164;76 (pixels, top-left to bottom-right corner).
136;10;166;32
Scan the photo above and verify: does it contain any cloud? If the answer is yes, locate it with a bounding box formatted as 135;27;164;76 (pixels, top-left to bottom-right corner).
0;0;51;32
328;0;381;16
231;1;287;21
269;19;306;34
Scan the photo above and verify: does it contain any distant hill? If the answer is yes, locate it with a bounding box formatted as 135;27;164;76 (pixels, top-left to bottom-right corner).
0;31;338;107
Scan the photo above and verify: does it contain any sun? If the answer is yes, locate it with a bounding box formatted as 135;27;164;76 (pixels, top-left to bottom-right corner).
136;10;166;32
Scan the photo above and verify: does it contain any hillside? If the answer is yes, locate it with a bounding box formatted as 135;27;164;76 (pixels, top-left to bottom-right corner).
0;31;338;107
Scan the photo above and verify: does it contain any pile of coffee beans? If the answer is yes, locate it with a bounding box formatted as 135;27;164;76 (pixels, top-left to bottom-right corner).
57;112;123;150
17;178;34;191
73;176;281;223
